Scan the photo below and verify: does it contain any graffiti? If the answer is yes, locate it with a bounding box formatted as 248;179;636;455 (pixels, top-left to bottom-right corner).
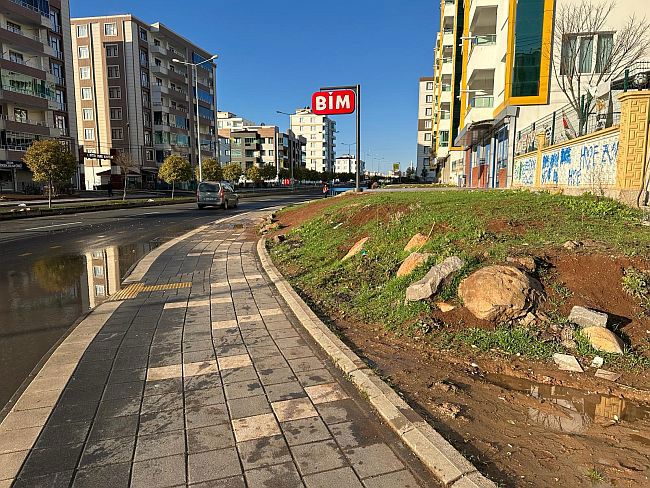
541;152;560;185
514;156;536;186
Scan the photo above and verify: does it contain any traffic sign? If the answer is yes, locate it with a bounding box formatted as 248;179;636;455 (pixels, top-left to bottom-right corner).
311;89;356;115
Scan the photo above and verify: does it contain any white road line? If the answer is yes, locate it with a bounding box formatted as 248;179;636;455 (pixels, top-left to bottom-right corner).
24;221;83;231
141;211;160;215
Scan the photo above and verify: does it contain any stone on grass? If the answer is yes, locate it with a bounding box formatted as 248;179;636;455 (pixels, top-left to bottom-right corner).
405;256;464;302
342;237;369;261
553;353;584;373
595;369;621;382
397;252;432;277
563;240;583;250
436;301;456;313
273;234;286;244
404;233;429;252
582;327;624;354
568;306;608;329
506;256;537;272
458;265;545;322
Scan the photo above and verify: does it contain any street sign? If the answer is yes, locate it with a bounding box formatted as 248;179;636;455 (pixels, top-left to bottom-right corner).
311;89;356;115
83;152;113;161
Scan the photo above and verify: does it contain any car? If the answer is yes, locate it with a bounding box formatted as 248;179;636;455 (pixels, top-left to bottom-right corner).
196;181;239;209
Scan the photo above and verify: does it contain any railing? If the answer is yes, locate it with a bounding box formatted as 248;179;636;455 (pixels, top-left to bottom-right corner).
51;23;62;34
4;23;41;41
473;34;497;46
0;114;52;127
470;95;494;108
10;0;48;15
1;83;56;102
441;84;452;92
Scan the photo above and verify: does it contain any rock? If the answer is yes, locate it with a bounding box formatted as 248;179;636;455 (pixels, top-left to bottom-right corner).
273;234;286;244
404;233;429;252
458;265;545;322
405;256;464;302
595;369;621;382
506;256;537;272
553;353;584;372
520;312;537;327
582;326;624;354
568;306;608;329
436;301;456;313
563;240;583;250
397;252;432;277
260;222;281;234
590;356;604;368
342;237;369;261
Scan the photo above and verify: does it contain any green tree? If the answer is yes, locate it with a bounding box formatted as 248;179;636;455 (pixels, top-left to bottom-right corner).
23;139;77;208
223;163;243;183
278;168;290;180
246;165;262;186
260;163;277;181
32;255;84;293
113;152;136;201
406;167;415;181
159;155;191;199
196;157;222;182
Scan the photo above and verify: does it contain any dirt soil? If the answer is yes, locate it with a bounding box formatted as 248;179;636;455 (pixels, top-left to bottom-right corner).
272;196;650;487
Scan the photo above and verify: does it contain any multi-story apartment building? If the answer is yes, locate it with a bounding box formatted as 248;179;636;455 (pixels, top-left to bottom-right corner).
0;0;78;192
71;15;217;190
290;108;335;173
218;134;230;165
217;111;255;131
334;154;365;176
416;76;434;181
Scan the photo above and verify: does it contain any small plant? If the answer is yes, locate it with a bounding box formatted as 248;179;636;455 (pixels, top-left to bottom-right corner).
586;467;606;483
622;267;650;303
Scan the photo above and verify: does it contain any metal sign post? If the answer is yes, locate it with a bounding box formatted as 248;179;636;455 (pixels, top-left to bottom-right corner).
315;84;361;193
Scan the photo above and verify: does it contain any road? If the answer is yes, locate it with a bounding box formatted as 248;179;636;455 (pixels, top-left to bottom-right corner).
0;192;316;411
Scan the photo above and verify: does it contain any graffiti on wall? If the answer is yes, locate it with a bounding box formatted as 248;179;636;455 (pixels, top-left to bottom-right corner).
513;155;537;186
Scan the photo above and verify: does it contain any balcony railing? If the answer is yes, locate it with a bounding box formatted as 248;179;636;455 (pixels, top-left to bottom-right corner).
10;0;48;15
0;113;52;127
473;34;497;46
441;84;452;92
1;83;56;102
4;23;41;42
470;95;494;108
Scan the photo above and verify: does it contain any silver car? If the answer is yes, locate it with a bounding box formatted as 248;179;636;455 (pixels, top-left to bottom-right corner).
197;181;239;210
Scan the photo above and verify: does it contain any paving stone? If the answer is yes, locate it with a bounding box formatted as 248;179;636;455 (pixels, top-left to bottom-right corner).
184;349;216;364
0;426;40;454
221;366;258;385
288;356;325;373
72;462;131;488
184;361;220;377
296;369;336;387
135;430;185;461
228;395;272;419
185;386;226;407
362;469;422;488
139;408;184;435
145;377;183;396
96;396;141;418
108;369;146;384
131;454;186;488
232;413;281;442
185;404;230;429
88;415;139;441
218;354;253;370
236;435;292;470
215;343;249;357
187;424;235;454
281;417;332;446
2;406;53;430
268;328;300;340
254;356;290;370
344;443;405;479
141;392;184;414
247;345;281;359
147;364;183;382
12;389;61;412
305;383;349;405
0;450;27;480
103;380;144;400
80;436;136;468
224;380;264;400
275;337;308;349
303;467;363;488
291;440;348;476
188;448;242;484
272;398;318;422
257;368;296;386
329;420;382;450
282;346;315;360
184;372;222;391
316;399;360;425
13;469;74;488
21;443;83;477
244;461;304;488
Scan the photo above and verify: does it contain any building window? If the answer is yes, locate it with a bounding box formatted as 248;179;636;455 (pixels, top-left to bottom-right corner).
7;21;21;34
93;266;104;277
14;108;27;123
578;36;593;73
104;23;117;36
76;24;88;37
144;131;152;145
139;49;148;67
511;0;545;97
139;27;148;41
107;65;120;78
95;285;105;297
82;108;93;120
439;130;449;146
426;82;434;90
425;108;432;116
84;128;95;140
426;95;434;103
81;87;92;100
112;128;124;140
79;67;91;80
78;46;89;59
146;149;154;160
8;51;24;64
109;87;122;99
110;107;122;120
595;33;613;73
106;44;118;57
424;133;432;141
425;120;432;129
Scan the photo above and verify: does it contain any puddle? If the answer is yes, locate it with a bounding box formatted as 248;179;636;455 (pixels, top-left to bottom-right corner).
487;373;650;434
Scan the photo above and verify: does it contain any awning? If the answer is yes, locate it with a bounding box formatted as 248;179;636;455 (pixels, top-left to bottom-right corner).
454;106;519;148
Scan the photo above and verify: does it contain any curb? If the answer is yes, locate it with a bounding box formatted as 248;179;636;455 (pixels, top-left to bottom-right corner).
257;238;496;488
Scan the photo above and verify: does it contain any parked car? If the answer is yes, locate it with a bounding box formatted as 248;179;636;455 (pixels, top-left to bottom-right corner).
197;181;239;209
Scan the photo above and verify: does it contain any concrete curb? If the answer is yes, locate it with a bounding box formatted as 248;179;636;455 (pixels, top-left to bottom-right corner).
257;238;496;488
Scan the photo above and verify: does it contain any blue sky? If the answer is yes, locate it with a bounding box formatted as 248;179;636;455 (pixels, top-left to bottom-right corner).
70;0;438;173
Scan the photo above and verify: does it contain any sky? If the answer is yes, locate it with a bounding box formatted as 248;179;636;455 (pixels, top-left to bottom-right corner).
70;0;439;173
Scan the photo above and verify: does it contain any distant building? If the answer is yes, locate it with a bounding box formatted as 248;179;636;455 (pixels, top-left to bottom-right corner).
289;108;335;173
218;135;230;165
416;76;435;181
217;111;255;130
334;154;364;175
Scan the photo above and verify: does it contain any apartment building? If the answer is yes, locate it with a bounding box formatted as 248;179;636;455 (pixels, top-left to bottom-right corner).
334;154;365;175
290;108;335;173
416;76;434;181
71;15;217;190
217;111;255;131
0;0;78;192
218;134;230;165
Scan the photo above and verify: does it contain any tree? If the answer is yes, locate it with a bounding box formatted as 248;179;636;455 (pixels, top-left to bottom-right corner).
159;155;191;199
406;167;415;181
421;166;429;181
33;255;84;293
223;163;243;183
113;152;136;201
23;139;77;208
260;163;277;181
196;157;222;182
246;165;262;186
278;168;290;180
552;0;650;135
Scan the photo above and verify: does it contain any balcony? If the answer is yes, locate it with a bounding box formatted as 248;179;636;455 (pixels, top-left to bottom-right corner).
467;36;497;74
151;64;168;76
0;23;42;52
47;72;65;86
0;114;51;135
152;83;169;96
3;0;41;23
151;44;167;56
465;94;494;125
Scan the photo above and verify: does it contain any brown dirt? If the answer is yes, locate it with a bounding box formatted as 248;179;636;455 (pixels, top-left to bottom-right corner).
487;218;545;236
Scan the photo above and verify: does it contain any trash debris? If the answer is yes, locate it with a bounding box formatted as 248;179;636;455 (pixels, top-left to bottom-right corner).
595;369;621;382
553;353;584;373
147;199;155;202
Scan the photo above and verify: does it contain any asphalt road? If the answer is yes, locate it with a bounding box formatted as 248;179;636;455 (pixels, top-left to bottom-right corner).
0;192;316;411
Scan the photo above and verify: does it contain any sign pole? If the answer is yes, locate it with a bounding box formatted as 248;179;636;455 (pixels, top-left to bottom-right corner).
356;84;361;193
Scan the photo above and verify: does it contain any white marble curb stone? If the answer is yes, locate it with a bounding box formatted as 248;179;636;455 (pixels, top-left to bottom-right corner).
257;237;496;488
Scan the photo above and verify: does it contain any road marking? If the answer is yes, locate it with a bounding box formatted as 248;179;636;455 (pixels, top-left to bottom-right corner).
24;221;83;231
50;245;62;249
18;252;32;257
141;211;160;215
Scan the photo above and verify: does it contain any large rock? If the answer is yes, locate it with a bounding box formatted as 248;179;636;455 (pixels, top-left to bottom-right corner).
404;233;429;252
582;327;625;354
406;256;464;302
458;265;545;322
397;252;432;277
568;306;608;329
506;256;537;273
342;237;369;261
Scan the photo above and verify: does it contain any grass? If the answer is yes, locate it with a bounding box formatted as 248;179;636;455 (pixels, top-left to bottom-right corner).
270;190;649;366
586;467;606;484
622;267;650;311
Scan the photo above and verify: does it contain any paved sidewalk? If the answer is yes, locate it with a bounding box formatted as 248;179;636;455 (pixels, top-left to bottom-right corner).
0;210;434;488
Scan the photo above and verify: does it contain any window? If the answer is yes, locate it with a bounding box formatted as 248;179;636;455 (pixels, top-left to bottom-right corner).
244;137;255;144
146;149;154;160
144;131;152;145
8;51;24;64
84;128;95;140
104;23;117;36
139;27;148;41
595;33;613;73
78;46;89;59
76;24;88;37
426;95;433;103
106;44;118;57
139;49;148;66
95;285;105;297
93;266;104;277
14;108;27;123
579;36;593;73
112;128;124;140
110;107;122;120
81;87;92;100
425;108;432;116
7;21;21;34
439;130;449;146
560;35;577;75
109;87;121;99
50;62;63;78
140;71;149;87
107;65;120;78
424;133;432;141
424;120;432;129
426;82;434;90
511;0;546;97
82;108;93;120
79;67;91;80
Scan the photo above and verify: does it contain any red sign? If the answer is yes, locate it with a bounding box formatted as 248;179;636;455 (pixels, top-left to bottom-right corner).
312;89;356;115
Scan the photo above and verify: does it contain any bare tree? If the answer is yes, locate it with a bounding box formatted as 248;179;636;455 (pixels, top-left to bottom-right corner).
552;0;650;135
113;152;136;201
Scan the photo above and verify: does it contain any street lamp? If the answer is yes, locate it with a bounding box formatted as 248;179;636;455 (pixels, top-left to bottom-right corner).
276;110;296;189
171;53;218;182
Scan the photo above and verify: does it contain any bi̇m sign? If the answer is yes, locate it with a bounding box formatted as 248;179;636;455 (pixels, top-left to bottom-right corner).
312;89;356;115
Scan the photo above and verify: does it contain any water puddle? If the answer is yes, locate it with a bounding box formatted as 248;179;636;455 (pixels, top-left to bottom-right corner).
487;373;650;434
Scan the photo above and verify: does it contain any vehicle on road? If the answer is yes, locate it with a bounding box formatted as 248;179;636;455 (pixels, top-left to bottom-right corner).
197;181;239;209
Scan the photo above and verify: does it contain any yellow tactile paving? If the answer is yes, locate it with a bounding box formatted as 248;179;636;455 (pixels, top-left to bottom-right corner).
109;282;192;301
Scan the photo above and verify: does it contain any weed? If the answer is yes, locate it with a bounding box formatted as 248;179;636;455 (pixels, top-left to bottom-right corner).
450;326;562;359
622;267;650;306
586;467;606;483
